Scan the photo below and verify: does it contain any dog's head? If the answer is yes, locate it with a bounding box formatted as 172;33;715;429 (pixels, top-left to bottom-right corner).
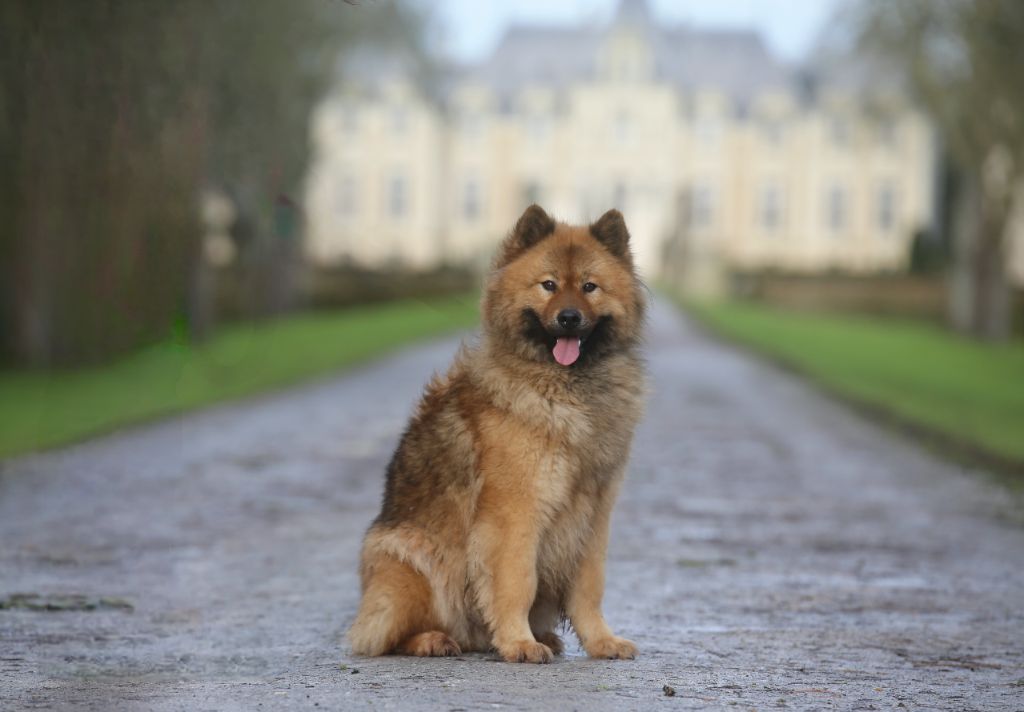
482;205;645;367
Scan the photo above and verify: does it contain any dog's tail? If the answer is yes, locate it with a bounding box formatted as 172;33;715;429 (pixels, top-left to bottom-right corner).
348;555;435;656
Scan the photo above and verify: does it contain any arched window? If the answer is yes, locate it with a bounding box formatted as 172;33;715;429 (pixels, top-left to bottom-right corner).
337;174;357;218
877;181;897;233
462;177;482;221
826;184;847;234
759;182;784;232
388;174;408;219
691;181;715;230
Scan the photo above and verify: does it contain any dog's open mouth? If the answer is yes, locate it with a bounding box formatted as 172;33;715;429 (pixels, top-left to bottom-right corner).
521;309;613;367
553;337;581;366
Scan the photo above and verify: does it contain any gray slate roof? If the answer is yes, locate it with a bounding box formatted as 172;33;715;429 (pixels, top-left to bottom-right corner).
466;26;604;94
462;3;794;104
655;28;792;98
339;0;803;108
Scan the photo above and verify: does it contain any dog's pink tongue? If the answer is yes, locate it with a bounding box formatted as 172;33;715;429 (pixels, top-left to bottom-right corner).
553;337;581;366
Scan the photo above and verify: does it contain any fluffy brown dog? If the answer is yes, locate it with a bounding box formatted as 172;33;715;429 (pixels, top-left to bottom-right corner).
348;205;646;663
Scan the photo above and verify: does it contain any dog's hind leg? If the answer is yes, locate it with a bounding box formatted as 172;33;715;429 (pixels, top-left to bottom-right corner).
348;555;459;657
530;596;564;655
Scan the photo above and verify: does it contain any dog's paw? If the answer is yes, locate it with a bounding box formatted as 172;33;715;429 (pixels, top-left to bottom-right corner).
401;631;462;657
499;639;554;664
535;631;564;656
585;635;638;660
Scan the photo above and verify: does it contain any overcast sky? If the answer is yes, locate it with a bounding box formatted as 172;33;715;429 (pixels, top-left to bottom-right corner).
427;0;843;65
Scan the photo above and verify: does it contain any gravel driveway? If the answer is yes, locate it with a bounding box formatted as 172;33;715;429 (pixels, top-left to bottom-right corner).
2;298;1023;710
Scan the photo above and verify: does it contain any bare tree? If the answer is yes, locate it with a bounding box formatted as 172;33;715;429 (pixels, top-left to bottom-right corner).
855;0;1024;340
0;1;428;367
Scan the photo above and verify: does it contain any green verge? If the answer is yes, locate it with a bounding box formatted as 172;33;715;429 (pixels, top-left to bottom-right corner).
0;295;479;459
685;300;1024;466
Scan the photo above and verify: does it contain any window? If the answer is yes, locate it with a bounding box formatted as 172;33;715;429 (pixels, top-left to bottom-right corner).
608;35;641;81
522;181;543;206
527;114;549;143
614;110;631;144
341;104;359;133
762;120;783;146
691;182;715;230
337;175;357;218
388;174;407;219
612;181;628;210
878;119;899;150
461;112;483;140
826;184;846;233
462;177;482;221
391;106;408;134
759;182;784;232
696;116;721;147
877;181;897;233
830;116;849;148
579;185;596;221
617;57;632;80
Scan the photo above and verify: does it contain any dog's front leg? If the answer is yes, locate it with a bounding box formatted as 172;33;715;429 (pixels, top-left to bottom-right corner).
566;491;638;660
471;466;552;663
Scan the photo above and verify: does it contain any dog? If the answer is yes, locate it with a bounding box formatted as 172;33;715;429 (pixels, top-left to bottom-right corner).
348;204;646;663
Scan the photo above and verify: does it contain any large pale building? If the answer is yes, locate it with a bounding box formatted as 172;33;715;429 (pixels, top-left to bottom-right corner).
304;0;937;284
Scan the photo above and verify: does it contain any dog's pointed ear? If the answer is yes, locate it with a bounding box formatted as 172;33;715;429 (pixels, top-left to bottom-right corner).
497;204;556;266
590;209;631;261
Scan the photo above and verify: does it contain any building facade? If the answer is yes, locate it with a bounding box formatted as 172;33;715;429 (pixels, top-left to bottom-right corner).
304;0;937;283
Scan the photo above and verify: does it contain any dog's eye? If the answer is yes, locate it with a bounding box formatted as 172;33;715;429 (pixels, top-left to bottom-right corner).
541;280;557;292
582;282;598;293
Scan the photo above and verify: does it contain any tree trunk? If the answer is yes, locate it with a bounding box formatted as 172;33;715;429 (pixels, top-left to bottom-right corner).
971;217;1010;340
949;174;1012;341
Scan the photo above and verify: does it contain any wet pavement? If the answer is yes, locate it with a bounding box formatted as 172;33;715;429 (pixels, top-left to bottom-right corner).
2;298;1023;710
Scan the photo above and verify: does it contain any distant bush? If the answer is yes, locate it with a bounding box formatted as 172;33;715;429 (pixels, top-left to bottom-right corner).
300;265;480;311
731;272;946;322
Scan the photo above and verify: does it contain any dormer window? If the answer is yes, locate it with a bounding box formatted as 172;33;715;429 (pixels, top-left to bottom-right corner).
614;110;631;143
603;29;653;83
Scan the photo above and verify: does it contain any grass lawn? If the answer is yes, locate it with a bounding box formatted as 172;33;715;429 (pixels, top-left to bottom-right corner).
0;295;479;459
686;301;1024;466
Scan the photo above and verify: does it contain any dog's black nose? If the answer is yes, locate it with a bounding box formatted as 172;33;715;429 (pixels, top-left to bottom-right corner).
557;309;582;330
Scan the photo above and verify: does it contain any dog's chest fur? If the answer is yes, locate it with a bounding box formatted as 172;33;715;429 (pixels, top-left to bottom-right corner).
476;355;644;593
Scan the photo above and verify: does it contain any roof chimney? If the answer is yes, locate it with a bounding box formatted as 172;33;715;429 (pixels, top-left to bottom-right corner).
614;0;652;25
